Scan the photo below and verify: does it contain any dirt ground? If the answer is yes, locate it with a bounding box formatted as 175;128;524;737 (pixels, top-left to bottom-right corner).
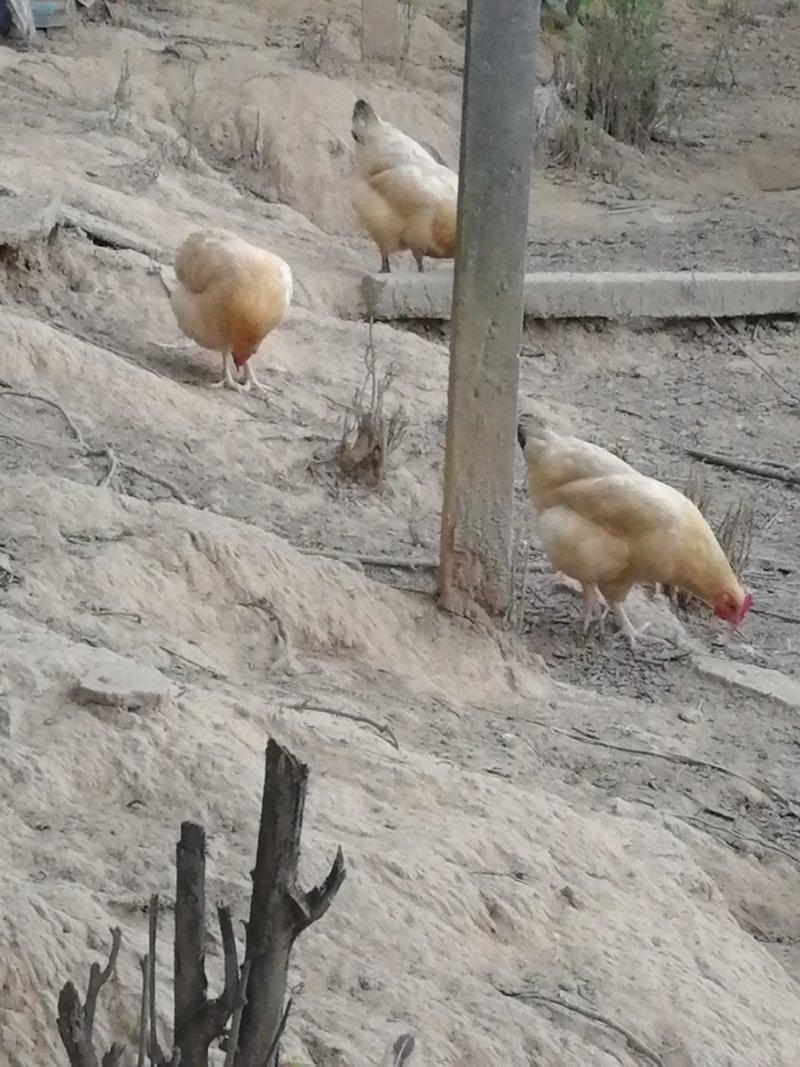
1;0;800;1065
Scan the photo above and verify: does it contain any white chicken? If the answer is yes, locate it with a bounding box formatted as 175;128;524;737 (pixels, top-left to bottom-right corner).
351;98;458;273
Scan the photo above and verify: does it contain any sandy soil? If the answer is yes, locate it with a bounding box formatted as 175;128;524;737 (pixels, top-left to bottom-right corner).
1;0;800;1065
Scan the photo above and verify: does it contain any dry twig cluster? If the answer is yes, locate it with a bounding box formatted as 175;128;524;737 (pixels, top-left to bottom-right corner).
335;321;409;487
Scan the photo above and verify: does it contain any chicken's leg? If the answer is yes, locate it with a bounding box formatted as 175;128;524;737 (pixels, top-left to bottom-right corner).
610;602;652;650
413;251;425;273
240;359;268;395
210;352;243;391
581;584;606;635
380;252;391;273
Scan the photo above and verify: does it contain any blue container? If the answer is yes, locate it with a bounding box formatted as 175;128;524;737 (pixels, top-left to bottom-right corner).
31;0;73;28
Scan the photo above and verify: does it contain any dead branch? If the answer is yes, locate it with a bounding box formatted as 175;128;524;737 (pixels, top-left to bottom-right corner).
148;896;163;1063
121;461;191;505
236;739;346;1066
57;927;123;1067
160;645;228;681
88;606;144;623
282;699;400;750
0;390;192;505
684;448;799;488
137;956;149;1067
101;1048;126;1067
300;547;550;578
223;960;251;1067
0;388;86;447
679;813;800;868
147;895;181;1066
499;988;664;1067
174;822;239;1065
499;712;796;807
752;606;800;625
299;548;438;571
710;316;799;403
262;996;293;1067
98;446;119;489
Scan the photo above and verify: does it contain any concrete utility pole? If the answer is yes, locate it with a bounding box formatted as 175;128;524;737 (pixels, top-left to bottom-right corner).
438;0;540;619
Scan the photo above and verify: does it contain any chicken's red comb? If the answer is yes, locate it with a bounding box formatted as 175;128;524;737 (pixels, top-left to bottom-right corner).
742;592;753;614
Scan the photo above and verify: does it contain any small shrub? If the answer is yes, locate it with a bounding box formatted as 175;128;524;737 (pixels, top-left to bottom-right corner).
336;322;409;487
555;0;663;149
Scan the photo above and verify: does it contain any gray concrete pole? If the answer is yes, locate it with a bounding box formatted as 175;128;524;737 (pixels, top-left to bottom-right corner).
438;0;540;619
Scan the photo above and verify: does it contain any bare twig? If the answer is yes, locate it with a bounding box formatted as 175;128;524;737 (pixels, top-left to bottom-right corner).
87;606;144;623
679;813;800;868
160;644;228;681
147;895;163;1064
109;50;131;127
146;898;181;1067
299;548;437;570
85;929;122;1033
283;699;400;750
0;390;192;505
223;959;251;1067
496;712;796;807
684;448;799;488
98;446;119;489
752;606;800;625
137;956;148;1067
121;462;191;505
499;988;664;1067
57;927;123;1067
515;538;532;632
0;389;85;447
263;996;293;1066
710;316;799;403
301;546;549;578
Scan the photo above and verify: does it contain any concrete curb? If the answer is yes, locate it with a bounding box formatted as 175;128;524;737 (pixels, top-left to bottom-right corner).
362;270;800;321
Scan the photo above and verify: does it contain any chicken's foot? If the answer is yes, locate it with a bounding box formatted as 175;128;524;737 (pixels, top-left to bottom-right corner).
210;352;245;392
240;360;268;395
611;602;652;650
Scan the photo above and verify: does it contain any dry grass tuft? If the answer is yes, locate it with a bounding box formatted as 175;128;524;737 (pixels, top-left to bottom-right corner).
335;322;409;488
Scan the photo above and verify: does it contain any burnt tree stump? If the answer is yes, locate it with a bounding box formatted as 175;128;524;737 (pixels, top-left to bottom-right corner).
234;739;346;1066
55;739;345;1067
